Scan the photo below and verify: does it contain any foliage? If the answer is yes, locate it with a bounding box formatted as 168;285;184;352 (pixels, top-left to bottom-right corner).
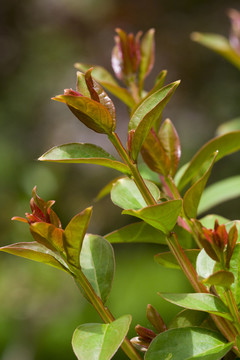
2;12;240;360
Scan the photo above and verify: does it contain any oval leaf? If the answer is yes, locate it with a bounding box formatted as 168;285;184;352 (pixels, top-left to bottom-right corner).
139;28;155;89
177;131;240;191
196;249;216;280
159;293;232;320
145;327;233;360
122;200;182;234
154;249;200;270
202;270;235;289
72;315;132;360
169;309;208;329
39;143;131;175
80;234;115;304
111;177;160;210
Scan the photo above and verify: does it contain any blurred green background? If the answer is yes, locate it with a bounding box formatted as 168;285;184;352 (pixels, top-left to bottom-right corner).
1;0;240;359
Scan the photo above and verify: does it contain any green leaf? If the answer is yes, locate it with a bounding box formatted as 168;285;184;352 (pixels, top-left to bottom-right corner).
216;117;240;136
52;95;115;134
191;32;240;70
199;215;229;228
111;177;160;210
74;63;135;108
169;309;208;329
198;176;240;215
196;249;216;280
95;177;122;201
39;143;131;175
183;152;217;219
129;81;180;160
139;28;155;89
80;234;115;303
154;249;200;270
30;222;65;254
122;199;182;234
105;221;194;249
138;162;161;184
159;293;232;320
202;270;235;289
145;327;233;360
72;315;131;360
225;221;240;243
0;242;69;273
177;131;240;191
64;207;92;269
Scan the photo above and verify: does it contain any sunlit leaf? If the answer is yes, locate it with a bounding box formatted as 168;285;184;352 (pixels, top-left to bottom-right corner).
154;249;200;270
79;234;115;303
30;222;65;254
39;143;131;175
122;199;182;234
196;249;216;280
159;293;232;320
169;309;208;329
145;327;233;360
72;315;131;360
202;270;235;289
111;177;160;210
177;131;240;191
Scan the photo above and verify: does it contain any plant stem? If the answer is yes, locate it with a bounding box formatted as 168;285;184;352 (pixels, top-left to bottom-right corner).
73;268;143;360
224;289;240;334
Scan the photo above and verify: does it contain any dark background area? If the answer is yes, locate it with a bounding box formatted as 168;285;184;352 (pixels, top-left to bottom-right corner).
0;0;240;359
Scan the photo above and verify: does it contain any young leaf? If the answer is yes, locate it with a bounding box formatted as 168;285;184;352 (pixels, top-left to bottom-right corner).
202;270;235;289
159;293;232;320
145;327;233;360
111;177;160;210
196;249;216;280
138;28;155;89
129;81;180;160
154;249;200;270
183;152;217;219
105;221;194;249
30;222;65;254
64;207;92;269
177;131;240;191
122;199;182;234
39;143;131;175
0;242;69;273
52;95;115;134
80;234;115;304
72;315;132;360
198;176;240;215
168;309;208;329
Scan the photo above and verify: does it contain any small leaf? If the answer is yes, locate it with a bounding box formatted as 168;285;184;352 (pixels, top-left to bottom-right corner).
111;177;160;210
202;270;235;289
105;221;194;249
52;95;115;134
129;81;180;160
191;32;240;70
168;309;208;329
139;28;155;89
183;152;217;218
159;293;232;320
72;315;131;360
0;242;69;273
122;199;182;234
64;207;92;269
147;304;167;333
145;327;233;360
39;143;131;175
198;176;240;215
30;222;65;254
80;234;115;303
177;131;240;191
196;249;216;280
154;249;200;270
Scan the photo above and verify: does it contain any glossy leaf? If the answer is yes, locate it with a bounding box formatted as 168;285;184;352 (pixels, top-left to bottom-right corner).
111;177;160;210
168;309;208;329
191;32;240;70
122;199;182;234
39;143;131;175
154;249;200;270
183;152;217;218
80;234;115;303
105;221;194;249
177;131;240;191
72;315;131;360
196;249;216;280
202;270;235;289
74;63;135;107
198;176;240;215
159;293;232;320
0;242;69;273
52;94;115;134
30;222;65;254
64;207;92;269
158;118;181;177
139;28;155;89
216;117;240;136
129;81;180;160
199;214;229;228
145;327;233;360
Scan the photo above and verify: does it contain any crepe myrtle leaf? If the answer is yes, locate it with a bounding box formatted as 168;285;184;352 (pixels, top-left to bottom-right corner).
30;222;65;254
202;270;235;289
138;28;155;90
168;309;208;329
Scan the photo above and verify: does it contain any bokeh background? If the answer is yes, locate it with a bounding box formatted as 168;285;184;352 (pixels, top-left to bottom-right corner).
1;0;240;359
